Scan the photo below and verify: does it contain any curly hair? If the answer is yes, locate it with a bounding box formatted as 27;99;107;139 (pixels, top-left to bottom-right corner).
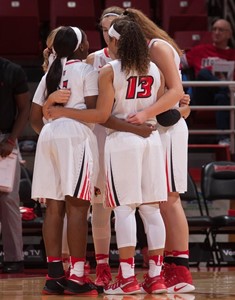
111;19;150;75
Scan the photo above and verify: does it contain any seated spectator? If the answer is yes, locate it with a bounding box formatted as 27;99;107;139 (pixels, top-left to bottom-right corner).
181;18;235;145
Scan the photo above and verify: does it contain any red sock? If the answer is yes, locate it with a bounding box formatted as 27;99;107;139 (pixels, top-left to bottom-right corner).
96;254;109;264
47;256;62;263
172;250;189;259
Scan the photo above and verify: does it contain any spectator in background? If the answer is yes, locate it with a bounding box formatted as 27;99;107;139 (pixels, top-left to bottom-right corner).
0;57;31;273
181;18;235;145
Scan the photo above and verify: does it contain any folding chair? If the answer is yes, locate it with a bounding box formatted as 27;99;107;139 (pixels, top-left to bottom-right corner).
180;172;214;266
201;161;235;266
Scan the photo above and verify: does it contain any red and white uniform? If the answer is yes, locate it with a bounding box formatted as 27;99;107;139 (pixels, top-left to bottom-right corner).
93;47;112;71
32;60;99;201
105;60;167;207
92;48;112;204
149;39;188;193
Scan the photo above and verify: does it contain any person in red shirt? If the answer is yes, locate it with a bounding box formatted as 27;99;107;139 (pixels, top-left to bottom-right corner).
181;18;235;144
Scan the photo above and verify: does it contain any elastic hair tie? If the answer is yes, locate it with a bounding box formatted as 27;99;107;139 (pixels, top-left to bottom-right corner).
108;24;120;40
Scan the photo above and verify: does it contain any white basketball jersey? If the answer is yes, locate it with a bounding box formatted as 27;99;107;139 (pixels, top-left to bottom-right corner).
148;38;181;78
93;47;112;71
108;60;161;122
59;59;98;109
33;60;98;110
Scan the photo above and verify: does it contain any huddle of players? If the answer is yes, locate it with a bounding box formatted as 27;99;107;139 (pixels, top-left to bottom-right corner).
30;6;193;296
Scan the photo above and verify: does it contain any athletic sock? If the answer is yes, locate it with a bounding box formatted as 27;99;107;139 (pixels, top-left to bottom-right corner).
164;250;189;269
96;253;109;265
47;256;64;278
70;257;85;277
148;255;163;277
120;257;135;278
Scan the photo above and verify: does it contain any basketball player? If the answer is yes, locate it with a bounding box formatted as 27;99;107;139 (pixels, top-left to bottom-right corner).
122;8;195;294
30;26;99;296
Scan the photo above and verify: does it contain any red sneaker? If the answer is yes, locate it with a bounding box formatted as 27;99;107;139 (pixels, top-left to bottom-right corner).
64;274;98;296
104;269;140;295
163;263;195;293
140;273;166;294
95;263;112;287
84;261;91;275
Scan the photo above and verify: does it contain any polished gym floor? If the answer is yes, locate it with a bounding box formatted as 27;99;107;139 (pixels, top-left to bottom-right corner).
0;267;235;300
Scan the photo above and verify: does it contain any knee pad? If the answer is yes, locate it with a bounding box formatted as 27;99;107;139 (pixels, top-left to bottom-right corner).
114;205;136;248
139;204;165;250
91;203;112;240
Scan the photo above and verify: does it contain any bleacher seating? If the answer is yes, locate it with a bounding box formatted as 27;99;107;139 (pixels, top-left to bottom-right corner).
104;0;153;19
50;0;101;30
160;0;208;33
0;0;42;61
49;0;102;52
168;15;209;38
175;30;212;51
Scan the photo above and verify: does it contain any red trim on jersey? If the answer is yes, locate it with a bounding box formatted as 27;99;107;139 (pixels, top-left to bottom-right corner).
106;175;115;207
104;47;110;58
66;59;81;65
79;164;91;201
165;153;170;193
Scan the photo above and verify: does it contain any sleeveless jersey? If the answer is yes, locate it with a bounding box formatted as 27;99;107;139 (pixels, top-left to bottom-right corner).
108;60;161;122
93;47;112;71
149;38;182;109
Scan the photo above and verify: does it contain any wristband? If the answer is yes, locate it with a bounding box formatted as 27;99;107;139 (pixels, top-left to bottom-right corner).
7;138;16;146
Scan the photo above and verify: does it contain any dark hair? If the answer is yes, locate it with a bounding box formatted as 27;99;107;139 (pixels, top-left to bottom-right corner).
45;26;84;97
111;19;150;75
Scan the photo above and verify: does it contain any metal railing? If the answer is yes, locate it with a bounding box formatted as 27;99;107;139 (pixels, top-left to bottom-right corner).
182;81;235;155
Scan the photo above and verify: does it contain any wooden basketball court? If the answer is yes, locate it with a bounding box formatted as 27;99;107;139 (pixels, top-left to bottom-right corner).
0;267;235;299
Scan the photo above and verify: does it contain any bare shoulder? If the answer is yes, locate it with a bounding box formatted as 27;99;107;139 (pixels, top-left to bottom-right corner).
150;41;174;62
150;41;174;55
99;63;113;76
86;52;95;65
